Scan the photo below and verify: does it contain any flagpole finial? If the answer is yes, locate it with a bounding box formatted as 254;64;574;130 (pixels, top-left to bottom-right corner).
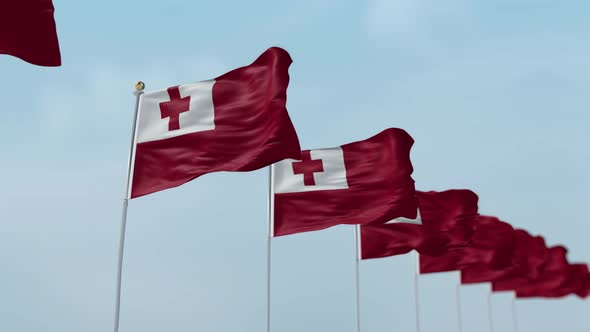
135;81;145;92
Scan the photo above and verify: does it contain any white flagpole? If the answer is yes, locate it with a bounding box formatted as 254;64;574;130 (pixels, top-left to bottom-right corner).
266;165;274;332
354;225;361;332
511;292;519;332
455;276;463;332
487;289;495;332
113;82;144;332
413;251;421;332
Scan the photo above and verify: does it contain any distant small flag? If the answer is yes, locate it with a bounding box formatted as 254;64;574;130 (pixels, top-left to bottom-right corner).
416;189;479;251
516;263;589;299
0;0;61;66
420;215;512;274
461;228;547;285
580;271;590;298
361;220;428;259
272;128;418;236
130;47;301;198
361;189;479;260
493;245;569;294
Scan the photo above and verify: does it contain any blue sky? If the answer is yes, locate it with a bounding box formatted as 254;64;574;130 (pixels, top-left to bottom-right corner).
0;0;589;331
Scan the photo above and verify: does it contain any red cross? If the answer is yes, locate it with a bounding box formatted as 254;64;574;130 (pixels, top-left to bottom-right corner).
292;150;324;186
159;86;191;131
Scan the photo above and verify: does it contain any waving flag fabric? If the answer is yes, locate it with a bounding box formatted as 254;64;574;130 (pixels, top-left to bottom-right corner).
416;190;480;270
421;216;513;274
361;220;430;259
579;272;590;298
516;263;589;299
461;229;547;285
490;235;556;291
130;47;301;198
417;190;479;233
492;245;589;298
492;246;568;293
273;128;417;236
361;190;478;260
0;0;61;66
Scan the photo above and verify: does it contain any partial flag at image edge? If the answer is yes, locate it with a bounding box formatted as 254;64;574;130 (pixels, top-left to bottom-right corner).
0;0;61;67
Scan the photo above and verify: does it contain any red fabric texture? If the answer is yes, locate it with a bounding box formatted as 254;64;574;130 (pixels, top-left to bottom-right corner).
361;190;478;260
361;222;441;259
0;0;61;66
417;190;480;271
132;47;301;198
516;263;589;299
274;128;418;237
492;239;568;292
492;245;568;292
420;215;514;276
580;273;590;298
461;228;547;285
491;245;589;298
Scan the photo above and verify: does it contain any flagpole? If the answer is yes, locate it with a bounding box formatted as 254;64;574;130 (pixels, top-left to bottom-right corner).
487;290;495;332
266;165;274;332
455;276;463;332
511;292;519;332
413;251;421;332
354;225;361;332
113;81;144;332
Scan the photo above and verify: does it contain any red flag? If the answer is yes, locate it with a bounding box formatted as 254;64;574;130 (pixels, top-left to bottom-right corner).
583;273;590;297
580;272;590;298
462;216;516;269
516;263;589;299
461;229;547;285
420;216;507;275
417;190;480;272
361;221;435;259
419;247;482;274
493;245;590;298
570;265;590;298
130;48;301;198
362;190;478;260
273;128;417;236
417;190;479;233
493;245;567;292
0;0;61;66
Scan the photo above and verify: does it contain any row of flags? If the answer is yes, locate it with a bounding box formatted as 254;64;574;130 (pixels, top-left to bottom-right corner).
126;47;589;300
1;0;587;320
362;191;590;298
